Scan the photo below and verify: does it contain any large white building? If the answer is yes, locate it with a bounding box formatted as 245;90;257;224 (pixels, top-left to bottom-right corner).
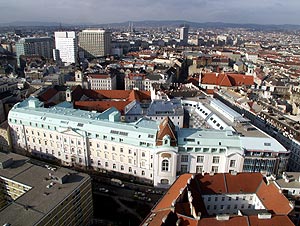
125;73;168;91
54;31;77;65
78;29;111;58
8;97;289;187
87;74;116;90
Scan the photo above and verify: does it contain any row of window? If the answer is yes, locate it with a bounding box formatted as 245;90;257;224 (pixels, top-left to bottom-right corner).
181;155;236;167
206;203;252;211
205;195;253;202
179;147;227;153
91;159;150;177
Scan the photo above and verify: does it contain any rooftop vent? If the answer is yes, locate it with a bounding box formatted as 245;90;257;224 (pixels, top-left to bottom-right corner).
258;213;272;219
216;214;230;221
230;171;238;176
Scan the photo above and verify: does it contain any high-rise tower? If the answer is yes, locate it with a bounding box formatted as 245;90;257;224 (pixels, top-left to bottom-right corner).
78;29;111;59
54;31;77;65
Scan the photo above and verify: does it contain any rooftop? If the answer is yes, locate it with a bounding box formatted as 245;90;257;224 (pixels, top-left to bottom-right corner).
0;152;90;226
142;172;294;226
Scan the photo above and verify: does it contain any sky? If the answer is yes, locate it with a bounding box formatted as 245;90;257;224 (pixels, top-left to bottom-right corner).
0;0;299;25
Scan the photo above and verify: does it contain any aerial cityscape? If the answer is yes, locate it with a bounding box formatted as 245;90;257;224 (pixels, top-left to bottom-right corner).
1;1;300;226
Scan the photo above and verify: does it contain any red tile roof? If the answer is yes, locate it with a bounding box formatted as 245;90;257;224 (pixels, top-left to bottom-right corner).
38;88;58;102
153;174;192;212
225;172;263;194
248;215;294;226
143;173;294;226
201;73;254;87
156;117;177;147
88;74;110;79
198;216;248;226
257;182;293;215
74;101;130;114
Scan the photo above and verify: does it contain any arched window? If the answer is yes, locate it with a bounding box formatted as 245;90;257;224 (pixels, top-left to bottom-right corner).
162;159;169;172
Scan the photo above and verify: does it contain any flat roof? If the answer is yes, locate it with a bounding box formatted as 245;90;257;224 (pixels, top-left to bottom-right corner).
0;152;90;226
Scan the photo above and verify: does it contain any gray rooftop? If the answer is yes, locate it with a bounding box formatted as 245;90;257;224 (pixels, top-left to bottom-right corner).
0;152;90;226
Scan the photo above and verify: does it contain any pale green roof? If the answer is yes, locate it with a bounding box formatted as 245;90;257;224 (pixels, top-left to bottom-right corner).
9;97;159;147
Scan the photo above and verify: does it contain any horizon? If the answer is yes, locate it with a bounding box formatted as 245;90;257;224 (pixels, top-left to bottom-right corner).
0;0;299;26
1;19;300;27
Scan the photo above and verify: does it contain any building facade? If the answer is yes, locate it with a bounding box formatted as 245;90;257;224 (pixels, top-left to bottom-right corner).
8;97;289;187
16;37;54;66
87;74;117;90
54;31;77;65
124;73;167;91
78;29;111;58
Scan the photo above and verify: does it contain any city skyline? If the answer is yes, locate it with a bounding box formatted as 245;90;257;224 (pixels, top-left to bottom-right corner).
0;0;300;25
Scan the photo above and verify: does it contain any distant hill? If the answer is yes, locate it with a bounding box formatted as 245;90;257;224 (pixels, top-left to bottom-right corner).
1;20;300;31
99;20;300;30
0;21;69;27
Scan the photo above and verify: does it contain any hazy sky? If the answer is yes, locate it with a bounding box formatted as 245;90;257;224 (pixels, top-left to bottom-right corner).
0;0;299;25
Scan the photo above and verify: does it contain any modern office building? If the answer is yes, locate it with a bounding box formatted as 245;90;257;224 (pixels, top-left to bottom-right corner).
179;26;188;45
8;97;289;187
0;152;93;226
78;29;111;58
15;37;54;66
54;31;77;65
141;172;294;226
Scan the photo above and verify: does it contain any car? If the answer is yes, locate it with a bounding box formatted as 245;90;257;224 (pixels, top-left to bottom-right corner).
99;188;109;193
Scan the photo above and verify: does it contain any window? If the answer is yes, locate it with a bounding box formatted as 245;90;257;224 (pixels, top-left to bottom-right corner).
197;156;204;163
162;160;169;171
142;152;145;157
212;166;218;173
181;155;188;162
208;197;211;201
227;205;230;209
129;167;132;172
196;165;203;173
212;156;220;164
105;162;108;167
121;165;124;170
142;171;145;176
181;165;188;173
215;197;218;201
161;179;169;184
230;160;236;167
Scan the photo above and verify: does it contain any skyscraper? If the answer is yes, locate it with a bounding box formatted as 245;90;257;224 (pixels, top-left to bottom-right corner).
78;29;111;59
179;26;189;45
15;37;54;66
54;31;77;65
